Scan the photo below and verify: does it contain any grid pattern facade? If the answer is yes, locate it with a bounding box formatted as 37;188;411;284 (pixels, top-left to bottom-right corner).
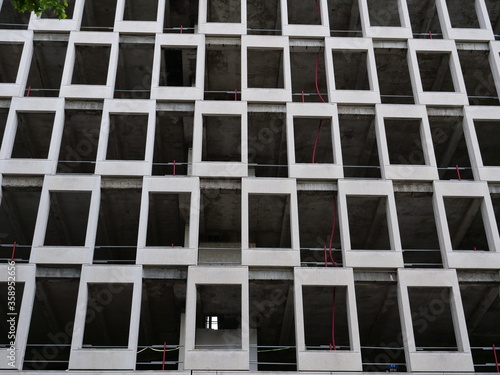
0;0;500;373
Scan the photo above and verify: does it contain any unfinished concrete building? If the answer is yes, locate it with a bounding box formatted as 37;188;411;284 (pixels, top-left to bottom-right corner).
0;0;500;373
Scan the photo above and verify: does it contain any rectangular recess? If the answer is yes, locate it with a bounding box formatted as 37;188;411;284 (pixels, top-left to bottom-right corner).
124;0;158;21
328;0;362;37
290;49;327;103
114;43;154;99
41;0;76;18
446;0;480;28
384;119;425;165
407;0;443;38
26;41;68;97
247;0;281;35
195;284;242;348
0;282;24;345
247;49;284;89
207;0;240;23
160;47;197;87
44;191;91;246
249;280;296;370
416;52;455;92
11;112;55;159
443;197;490;251
346;196;391;250
136;279;186;370
81;0;116;31
333;51;369;90
302;285;349;350
429;115;473;180
57;109;101;174
293;118;333;164
395;192;442;268
458;50;497;106
248;112;287;177
0;187;42;261
367;0;401;26
164;0;199;33
83;283;134;347
202;115;241;162
205;45;241;100
153;111;193;176
298;191;341;267
249;194;291;248
374;48;414;104
146;192;190;247
106;114;148;161
24;278;79;370
94;188;141;264
72;45;111;85
0;1;30;30
287;0;321;25
408;286;458;350
355;282;406;372
198;188;241;265
338;113;381;178
473;120;500;166
0;43;24;83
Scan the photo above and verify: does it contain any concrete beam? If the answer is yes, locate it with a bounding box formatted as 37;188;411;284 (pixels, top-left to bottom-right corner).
33;33;69;42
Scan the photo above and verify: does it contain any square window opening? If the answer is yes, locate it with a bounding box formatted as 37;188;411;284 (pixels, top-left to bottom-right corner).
205;45;241;100
202;115;241;162
407;0;443;39
41;0;75;18
333;50;370;90
247;48;284;89
384;118;425;165
0;1;30;29
160;47;197;87
11;112;55;159
302;285;350;350
293;117;334;164
249;194;291;248
443;197;490;251
72;45;111;86
147;192;190;247
164;0;199;33
44;191;91;246
83;283;134;348
416;52;455;92
459;50;497;106
346;195;391;250
195;284;242;349
485;0;500;37
106;114;149;161
328;0;363;37
408;287;458;351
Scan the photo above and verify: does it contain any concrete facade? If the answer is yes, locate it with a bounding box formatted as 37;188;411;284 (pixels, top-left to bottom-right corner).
0;0;500;373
